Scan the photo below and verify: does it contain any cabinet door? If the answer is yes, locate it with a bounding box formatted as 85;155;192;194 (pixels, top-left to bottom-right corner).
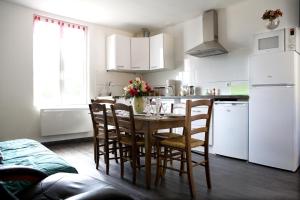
249;51;294;85
150;34;164;70
106;35;130;70
131;37;149;70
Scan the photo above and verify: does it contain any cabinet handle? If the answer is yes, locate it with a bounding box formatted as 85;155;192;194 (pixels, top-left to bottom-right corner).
116;65;124;68
131;66;141;69
151;66;158;69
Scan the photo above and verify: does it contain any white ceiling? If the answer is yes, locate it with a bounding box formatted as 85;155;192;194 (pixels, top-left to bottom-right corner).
5;0;244;32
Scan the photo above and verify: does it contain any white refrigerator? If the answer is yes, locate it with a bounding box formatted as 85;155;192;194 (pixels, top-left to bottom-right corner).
249;51;300;172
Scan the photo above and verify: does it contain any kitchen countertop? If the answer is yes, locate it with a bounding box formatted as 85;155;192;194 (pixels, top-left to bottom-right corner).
112;95;249;101
159;95;249;101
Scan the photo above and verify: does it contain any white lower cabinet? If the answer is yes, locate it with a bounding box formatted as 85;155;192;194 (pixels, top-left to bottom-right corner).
158;99;249;157
214;101;249;160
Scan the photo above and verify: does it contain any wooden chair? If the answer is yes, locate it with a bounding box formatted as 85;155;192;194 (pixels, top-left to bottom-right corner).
89;100;119;175
90;99;116;163
155;99;213;197
110;103;145;184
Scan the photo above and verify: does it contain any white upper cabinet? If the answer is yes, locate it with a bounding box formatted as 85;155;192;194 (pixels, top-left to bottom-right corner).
106;34;131;70
150;33;173;70
130;37;149;70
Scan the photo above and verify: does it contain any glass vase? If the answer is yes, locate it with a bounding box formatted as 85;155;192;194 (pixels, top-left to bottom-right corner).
266;18;280;30
132;96;145;114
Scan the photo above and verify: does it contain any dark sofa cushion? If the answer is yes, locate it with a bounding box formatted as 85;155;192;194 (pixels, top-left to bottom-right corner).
18;173;134;200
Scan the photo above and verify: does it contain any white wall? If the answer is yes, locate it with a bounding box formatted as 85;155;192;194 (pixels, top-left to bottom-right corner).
0;0;298;142
0;1;136;141
144;0;299;93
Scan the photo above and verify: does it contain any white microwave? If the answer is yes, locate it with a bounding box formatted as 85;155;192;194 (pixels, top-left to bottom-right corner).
254;27;300;54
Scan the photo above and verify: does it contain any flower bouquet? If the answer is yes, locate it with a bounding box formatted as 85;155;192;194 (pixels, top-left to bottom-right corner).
124;77;152;98
124;77;152;113
262;9;283;20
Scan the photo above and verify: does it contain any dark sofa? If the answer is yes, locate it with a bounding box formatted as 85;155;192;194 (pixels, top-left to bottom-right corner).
0;139;133;200
0;166;133;200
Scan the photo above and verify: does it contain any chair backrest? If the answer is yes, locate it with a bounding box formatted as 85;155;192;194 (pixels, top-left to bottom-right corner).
91;98;116;128
89;103;108;138
91;98;116;104
184;99;213;149
110;103;137;146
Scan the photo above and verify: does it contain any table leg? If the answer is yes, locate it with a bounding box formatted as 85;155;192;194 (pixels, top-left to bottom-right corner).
144;124;152;189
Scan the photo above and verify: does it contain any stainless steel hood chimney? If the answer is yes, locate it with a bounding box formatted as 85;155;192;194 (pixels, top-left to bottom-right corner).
185;10;228;58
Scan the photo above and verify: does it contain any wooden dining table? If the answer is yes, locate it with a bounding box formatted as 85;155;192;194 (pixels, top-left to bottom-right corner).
106;113;185;188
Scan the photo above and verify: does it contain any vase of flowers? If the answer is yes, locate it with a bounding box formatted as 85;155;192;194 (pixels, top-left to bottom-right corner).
262;9;283;30
124;77;152;114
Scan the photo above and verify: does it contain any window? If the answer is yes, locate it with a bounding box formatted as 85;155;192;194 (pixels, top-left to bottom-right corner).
33;15;87;108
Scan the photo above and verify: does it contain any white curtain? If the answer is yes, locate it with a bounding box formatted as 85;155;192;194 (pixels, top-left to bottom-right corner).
33;16;87;107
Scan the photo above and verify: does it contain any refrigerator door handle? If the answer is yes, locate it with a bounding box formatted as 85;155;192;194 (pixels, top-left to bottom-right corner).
251;83;295;87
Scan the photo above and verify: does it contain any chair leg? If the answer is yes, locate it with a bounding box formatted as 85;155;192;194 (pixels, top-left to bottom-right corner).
205;152;212;189
95;145;99;169
136;146;141;170
162;146;168;176
94;138;98;164
94;141;96;163
186;150;196;198
129;147;133;169
153;145;157;159
179;151;185;176
169;148;173;165
131;146;137;184
104;141;109;175
113;141;118;163
119;143;124;179
155;143;162;185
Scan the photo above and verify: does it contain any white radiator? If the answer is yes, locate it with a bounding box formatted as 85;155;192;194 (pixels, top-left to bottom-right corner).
40;108;92;136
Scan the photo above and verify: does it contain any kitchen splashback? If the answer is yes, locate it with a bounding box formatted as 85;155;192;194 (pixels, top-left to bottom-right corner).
200;80;249;95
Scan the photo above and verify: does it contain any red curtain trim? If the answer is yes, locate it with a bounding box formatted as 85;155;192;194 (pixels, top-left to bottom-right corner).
33;14;87;31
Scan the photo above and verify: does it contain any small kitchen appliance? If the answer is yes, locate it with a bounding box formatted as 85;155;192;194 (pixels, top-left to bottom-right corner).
253;27;300;54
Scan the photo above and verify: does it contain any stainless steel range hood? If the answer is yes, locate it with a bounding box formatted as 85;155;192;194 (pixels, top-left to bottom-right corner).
185;10;228;58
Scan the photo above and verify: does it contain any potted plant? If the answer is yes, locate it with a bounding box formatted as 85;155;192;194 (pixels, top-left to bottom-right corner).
262;9;283;29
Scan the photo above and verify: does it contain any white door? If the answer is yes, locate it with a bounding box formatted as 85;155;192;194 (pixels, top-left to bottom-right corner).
249;51;295;85
249;86;297;171
150;34;164;70
131;37;149;70
214;102;248;160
